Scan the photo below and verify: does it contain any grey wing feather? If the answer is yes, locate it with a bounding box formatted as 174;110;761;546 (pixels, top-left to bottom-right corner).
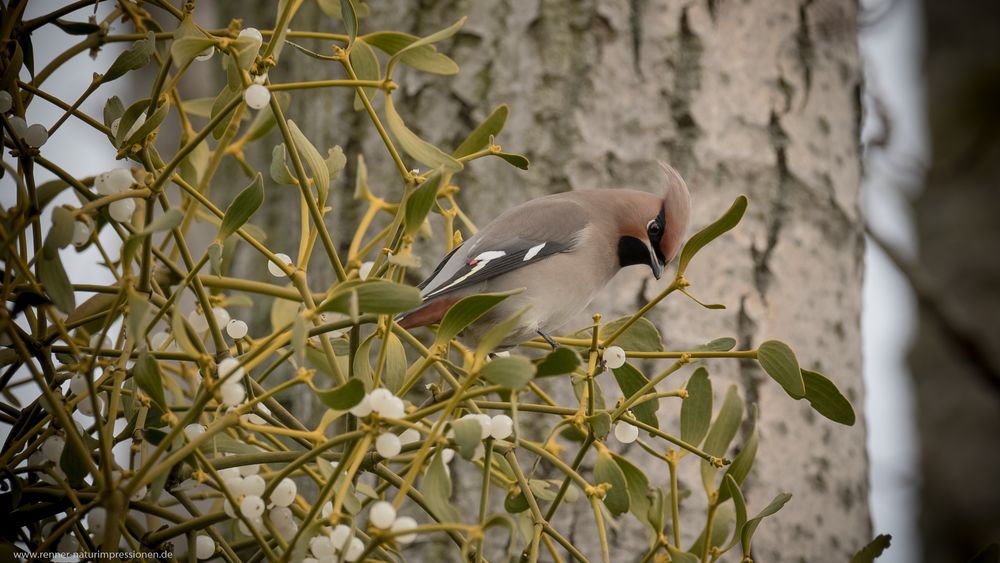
418;196;589;300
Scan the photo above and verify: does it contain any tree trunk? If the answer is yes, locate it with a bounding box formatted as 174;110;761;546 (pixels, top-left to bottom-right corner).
235;0;870;559
911;2;1000;561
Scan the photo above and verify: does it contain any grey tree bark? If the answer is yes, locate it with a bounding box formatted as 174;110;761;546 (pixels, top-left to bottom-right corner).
231;0;870;560
910;1;1000;561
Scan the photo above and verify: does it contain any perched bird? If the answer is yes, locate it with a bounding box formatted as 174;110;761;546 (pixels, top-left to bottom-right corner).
397;162;691;349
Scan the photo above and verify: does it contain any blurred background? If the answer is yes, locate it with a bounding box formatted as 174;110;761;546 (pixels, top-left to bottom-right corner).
4;0;999;560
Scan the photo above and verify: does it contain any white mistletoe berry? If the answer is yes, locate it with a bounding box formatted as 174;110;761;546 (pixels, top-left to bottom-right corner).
368;500;396;529
268;253;293;277
226;319;248;339
489;414;514;440
220;381;245;407
244;84;271;110
195;534;215;559
391;516;418;544
602;346;626;369
271;478;297;507
23;123;48;147
108;197;135;223
240;495;265;518
375;433;402;459
613;421;639;444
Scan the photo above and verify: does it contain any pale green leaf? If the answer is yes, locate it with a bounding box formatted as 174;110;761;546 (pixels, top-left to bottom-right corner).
757;340;806;399
454;104;508;158
677;195;748;276
217;173;263;241
681;367;712;447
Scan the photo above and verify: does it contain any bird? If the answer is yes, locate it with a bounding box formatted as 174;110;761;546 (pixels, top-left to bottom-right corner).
397;162;692;350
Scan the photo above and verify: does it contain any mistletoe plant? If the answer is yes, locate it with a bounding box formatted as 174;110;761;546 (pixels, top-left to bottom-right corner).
0;1;856;562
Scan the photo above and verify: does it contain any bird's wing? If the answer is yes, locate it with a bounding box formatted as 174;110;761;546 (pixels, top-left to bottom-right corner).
418;196;589;301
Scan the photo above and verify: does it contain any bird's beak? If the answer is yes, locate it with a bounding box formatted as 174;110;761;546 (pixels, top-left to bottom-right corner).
646;241;664;280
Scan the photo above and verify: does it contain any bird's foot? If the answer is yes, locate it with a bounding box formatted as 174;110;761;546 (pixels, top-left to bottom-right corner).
537;330;560;350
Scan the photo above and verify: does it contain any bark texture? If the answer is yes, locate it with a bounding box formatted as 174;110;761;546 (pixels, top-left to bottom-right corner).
912;1;1000;561
232;0;870;560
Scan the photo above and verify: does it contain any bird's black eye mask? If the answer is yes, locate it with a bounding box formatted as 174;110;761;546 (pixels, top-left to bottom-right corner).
618;208;666;268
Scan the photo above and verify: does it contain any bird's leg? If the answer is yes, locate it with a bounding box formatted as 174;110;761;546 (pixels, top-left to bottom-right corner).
537;330;560;350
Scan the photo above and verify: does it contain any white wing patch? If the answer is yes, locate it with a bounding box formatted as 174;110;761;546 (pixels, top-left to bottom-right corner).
428;250;507;296
523;243;546;261
474;250;507;261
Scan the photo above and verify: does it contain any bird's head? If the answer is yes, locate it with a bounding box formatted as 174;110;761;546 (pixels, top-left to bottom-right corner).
616;162;691;279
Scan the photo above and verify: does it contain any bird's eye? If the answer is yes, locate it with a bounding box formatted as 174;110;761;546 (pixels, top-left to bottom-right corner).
647;220;662;237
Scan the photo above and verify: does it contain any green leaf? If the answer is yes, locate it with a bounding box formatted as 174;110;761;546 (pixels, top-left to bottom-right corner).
757;340;806;399
403;173;442;236
594;450;629;516
741;493;792;556
103;96;125;130
474;306;529;365
454;105;509;158
127;291;151;344
535;347;581;377
480;356;535;390
494;151;530;170
575;316;664;352
850;534;893;563
326;146;347;181
352;333;374;388
103;31;155;83
353;154;369;199
504;488;529;514
587;412;611;439
695;337;737;352
349;39;380;111
217;173;263;241
802;369;856;425
717;408;758;504
134;352;167;411
677;194;748;277
688;503;735;557
171;36;217;68
59;444;89;488
318;280;421;315
270;144;296;185
54;19;102;35
143;208;184;234
665;545;700;563
701;385;742;489
340;0;358;45
286;120;331;204
292;314;307;365
434;290;518;345
44;206;75;257
420;451;460;522
38;254;75;313
271;297;299;331
210;86;241;140
722;474;748;552
384;94;462;173
451;417;482;460
680;367;712;447
114;98;151;147
611;452;651;524
121;101;170;148
315;378;365;411
612;362;659;428
363;31;459;75
37;180;71;212
386;17;466;76
383;333;407;393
